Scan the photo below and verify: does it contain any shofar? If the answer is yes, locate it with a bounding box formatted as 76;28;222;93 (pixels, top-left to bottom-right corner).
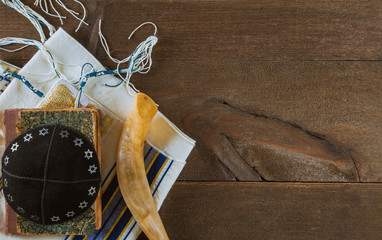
117;93;169;240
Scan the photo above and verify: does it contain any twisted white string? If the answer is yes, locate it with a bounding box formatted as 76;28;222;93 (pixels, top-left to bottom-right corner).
1;0;56;42
0;0;89;97
0;44;29;52
33;0;88;32
74;63;95;107
55;0;88;31
34;0;66;24
98;20;158;95
0;37;64;79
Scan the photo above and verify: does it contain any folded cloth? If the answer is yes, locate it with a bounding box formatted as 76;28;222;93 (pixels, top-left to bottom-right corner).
0;28;195;240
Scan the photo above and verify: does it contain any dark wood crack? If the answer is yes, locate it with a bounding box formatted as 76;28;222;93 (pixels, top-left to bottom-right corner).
226;136;268;182
86;0;104;56
184;99;360;182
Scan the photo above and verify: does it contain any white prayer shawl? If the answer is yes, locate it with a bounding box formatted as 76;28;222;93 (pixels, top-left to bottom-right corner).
0;28;195;240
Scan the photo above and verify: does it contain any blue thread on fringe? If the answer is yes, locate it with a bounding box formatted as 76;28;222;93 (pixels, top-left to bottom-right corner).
3;71;43;97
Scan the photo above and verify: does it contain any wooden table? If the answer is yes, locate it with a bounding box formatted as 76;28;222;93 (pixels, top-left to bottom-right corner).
1;1;382;239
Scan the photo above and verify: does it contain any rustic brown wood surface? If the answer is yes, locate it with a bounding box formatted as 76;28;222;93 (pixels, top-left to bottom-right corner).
1;0;382;239
153;182;382;240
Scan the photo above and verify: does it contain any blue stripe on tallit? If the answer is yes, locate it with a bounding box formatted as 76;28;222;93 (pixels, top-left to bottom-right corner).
105;153;168;240
95;148;156;237
123;221;137;240
86;149;156;240
66;146;171;240
122;159;173;240
104;206;133;240
153;160;174;196
72;235;86;240
91;197;124;240
98;149;159;240
146;153;167;187
101;175;119;209
70;176;121;240
68;165;121;240
67;146;153;240
101;164;115;187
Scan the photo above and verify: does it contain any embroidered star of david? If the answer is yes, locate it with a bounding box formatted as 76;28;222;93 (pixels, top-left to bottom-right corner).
7;194;13;202
23;133;33;142
17;207;25;214
78;201;88;209
85;149;93;159
11;143;19;152
88;164;97;174
2;124;101;225
4;156;9;166
39;128;49;136
74;137;84;147
50;216;60;222
88;186;96;196
59;130;69;138
65;211;75;217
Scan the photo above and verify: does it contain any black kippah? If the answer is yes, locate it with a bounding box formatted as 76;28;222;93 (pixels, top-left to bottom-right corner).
2;124;101;225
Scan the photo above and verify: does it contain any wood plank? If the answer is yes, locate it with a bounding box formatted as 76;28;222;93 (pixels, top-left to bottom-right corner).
97;0;382;62
130;60;382;182
2;0;382;64
138;182;382;240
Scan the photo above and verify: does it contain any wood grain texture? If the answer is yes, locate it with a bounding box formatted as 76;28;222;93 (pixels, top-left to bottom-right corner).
131;61;382;182
184;100;359;182
1;1;382;239
139;182;382;240
2;0;382;63
1;0;381;182
98;0;382;62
